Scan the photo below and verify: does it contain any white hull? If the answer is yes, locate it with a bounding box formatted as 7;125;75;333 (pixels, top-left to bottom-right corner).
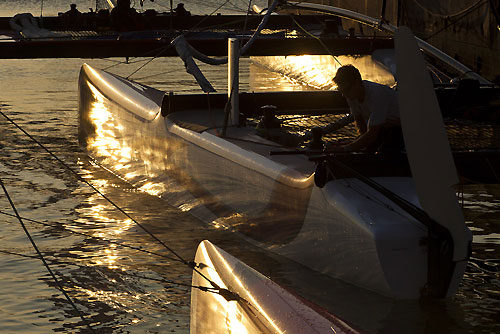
78;63;467;299
190;240;360;333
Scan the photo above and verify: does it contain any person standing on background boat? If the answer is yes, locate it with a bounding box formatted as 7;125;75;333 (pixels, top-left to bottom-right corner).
62;4;82;29
65;4;81;17
110;0;145;31
174;3;191;16
305;65;402;152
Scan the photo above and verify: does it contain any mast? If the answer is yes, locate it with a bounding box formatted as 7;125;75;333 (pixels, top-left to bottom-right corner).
228;38;240;126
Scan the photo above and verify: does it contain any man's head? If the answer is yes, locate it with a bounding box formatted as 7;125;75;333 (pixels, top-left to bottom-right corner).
333;65;363;100
70;4;77;9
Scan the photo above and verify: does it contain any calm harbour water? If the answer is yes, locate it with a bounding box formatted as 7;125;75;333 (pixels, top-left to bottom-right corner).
1;1;500;334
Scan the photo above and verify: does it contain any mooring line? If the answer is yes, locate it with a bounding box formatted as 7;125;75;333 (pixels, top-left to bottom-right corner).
0;249;220;295
0;109;222;291
0;177;96;333
0;210;183;263
0;110;188;265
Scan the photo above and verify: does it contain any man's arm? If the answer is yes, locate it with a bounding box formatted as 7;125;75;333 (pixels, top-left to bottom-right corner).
353;113;367;135
302;114;354;141
321;114;354;135
344;124;382;151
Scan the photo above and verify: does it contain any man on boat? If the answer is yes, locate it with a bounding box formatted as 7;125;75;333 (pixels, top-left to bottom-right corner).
110;0;145;31
174;3;191;16
305;65;402;152
62;4;82;29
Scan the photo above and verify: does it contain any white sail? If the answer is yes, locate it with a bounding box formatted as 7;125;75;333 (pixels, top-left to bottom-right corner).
394;26;471;261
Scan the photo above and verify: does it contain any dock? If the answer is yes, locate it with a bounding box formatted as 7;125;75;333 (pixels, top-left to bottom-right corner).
0;13;395;58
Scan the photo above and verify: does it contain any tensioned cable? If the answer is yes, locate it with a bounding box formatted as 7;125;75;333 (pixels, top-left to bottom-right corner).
423;0;489;41
410;0;487;19
0;110;188;267
130;67;183;81
0;177;96;333
243;0;253;31
0;249;223;295
0;109;224;292
289;15;342;66
103;43;174;71
0;210;183;263
114;0;232;78
126;47;169;79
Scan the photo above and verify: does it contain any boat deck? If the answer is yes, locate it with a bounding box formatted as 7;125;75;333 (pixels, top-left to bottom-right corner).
167;109;316;175
168;107;500;151
167;105;500;183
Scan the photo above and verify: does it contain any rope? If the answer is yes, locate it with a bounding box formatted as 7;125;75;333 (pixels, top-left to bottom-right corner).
0;249;229;298
422;0;489;41
0;109;223;293
0;210;183;263
115;0;231;78
0;110;187;266
410;0;487;19
131;67;182;81
289;15;342;66
102;43;174;71
126;48;166;79
0;177;96;333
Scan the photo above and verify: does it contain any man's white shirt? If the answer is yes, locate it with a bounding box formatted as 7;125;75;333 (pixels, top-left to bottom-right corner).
347;81;400;127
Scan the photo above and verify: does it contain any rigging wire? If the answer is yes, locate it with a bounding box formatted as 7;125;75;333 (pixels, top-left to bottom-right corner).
126;46;172;79
0;210;183;263
422;0;489;41
0;111;186;266
243;0;254;30
110;0;231;77
131;67;183;80
289;15;342;66
410;0;487;19
102;43;174;71
0;109;224;294
0;249;220;294
0;177;96;333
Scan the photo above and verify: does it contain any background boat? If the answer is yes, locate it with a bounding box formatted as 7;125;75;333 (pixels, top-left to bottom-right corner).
286;0;500;84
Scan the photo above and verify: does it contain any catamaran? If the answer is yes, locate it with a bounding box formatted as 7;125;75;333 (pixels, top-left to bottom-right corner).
78;2;499;299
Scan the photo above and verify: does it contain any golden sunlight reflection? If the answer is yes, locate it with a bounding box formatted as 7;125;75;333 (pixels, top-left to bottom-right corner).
87;65;159;120
214;248;284;334
178;201;199;212
125;171;140;180
138;181;167;197
252;55;396;90
199;243;284;334
73;189;137;271
210;213;244;230
87;82;135;165
86;81;173;201
227;302;249;334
